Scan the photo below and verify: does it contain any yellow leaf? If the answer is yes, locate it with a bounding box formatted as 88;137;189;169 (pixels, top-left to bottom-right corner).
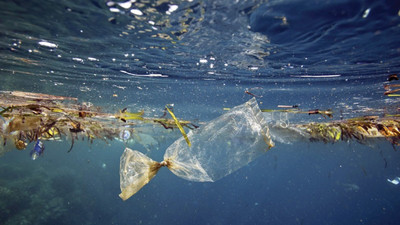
166;106;191;147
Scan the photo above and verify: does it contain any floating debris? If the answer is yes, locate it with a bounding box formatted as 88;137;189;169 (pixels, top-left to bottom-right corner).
1;91;400;200
30;139;45;160
38;40;58;48
119;130;131;141
0;91;198;156
119;98;273;200
384;84;400;95
261;108;333;118
5;91;77;101
388;74;398;81
387;177;400;185
267;115;400;147
165;104;191;147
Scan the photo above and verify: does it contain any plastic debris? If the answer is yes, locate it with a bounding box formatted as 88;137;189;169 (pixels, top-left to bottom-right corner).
119;130;131;141
119;98;274;200
30;139;45;160
387;177;400;185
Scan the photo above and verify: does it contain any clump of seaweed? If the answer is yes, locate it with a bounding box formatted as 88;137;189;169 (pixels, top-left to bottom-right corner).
294;116;400;147
0;91;199;157
2;90;400;158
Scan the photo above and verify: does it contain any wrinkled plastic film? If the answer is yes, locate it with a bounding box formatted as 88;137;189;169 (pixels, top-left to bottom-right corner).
268;124;309;144
119;98;274;200
119;148;162;201
164;97;274;182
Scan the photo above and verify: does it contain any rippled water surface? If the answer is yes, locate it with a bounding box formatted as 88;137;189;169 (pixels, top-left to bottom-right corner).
1;0;400;224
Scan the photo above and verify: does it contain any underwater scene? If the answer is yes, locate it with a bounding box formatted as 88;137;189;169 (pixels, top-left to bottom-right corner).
1;0;400;224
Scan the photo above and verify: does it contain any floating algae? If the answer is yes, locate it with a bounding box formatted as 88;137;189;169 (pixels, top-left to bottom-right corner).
119;98;274;200
0;91;198;157
165;104;191;147
267;115;400;146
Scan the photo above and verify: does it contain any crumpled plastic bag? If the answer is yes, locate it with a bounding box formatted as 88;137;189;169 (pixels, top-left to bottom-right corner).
119;149;163;200
119;98;274;200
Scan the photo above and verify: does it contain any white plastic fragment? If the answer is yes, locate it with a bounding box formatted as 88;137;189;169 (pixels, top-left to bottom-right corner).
362;8;371;18
166;5;178;15
38;40;58;48
118;1;132;9
109;8;120;13
72;57;84;63
130;9;143;16
87;57;99;61
387;177;400;185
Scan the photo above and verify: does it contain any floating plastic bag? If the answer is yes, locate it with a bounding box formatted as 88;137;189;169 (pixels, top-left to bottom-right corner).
119;149;163;200
119;98;274;200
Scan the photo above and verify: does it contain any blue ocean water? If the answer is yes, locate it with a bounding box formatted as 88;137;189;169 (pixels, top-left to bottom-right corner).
0;0;400;224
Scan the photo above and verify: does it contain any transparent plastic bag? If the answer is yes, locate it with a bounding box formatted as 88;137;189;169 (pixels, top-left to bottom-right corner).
119;149;163;200
119;98;274;200
163;97;274;182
